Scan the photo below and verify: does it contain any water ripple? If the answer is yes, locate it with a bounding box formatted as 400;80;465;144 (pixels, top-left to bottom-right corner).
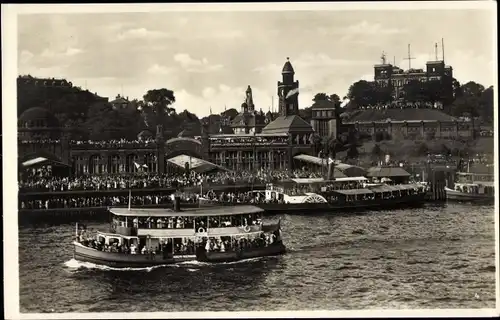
19;204;496;312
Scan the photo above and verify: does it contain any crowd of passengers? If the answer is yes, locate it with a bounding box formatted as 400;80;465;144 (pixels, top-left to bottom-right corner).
77;229;281;255
209;136;289;146
357;101;440;110
114;213;263;230
71;138;157;148
19;194;187;210
19;167;322;193
202;231;281;253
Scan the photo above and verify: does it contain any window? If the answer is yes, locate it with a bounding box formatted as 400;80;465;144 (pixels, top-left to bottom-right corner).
109;155;120;173
89;155;102;174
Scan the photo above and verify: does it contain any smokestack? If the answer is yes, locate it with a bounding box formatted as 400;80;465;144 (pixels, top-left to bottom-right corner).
435;43;438;61
173;196;181;212
327;160;334;180
441;38;445;62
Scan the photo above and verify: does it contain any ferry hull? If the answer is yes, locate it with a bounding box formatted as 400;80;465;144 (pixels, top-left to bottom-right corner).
73;242;191;268
196;241;287;263
73;241;286;267
205;194;427;214
444;187;494;203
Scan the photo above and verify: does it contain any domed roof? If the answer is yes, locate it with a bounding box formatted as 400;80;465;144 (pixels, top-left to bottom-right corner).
241;102;248;109
282;57;295;74
18;107;59;127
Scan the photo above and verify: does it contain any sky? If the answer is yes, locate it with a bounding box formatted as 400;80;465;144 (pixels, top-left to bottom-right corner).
16;5;496;117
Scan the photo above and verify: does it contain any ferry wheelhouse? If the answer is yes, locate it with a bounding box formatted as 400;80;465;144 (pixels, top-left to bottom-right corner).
444;172;495;203
73;197;285;267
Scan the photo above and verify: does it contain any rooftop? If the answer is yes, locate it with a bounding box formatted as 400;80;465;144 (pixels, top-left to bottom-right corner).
345;109;457;123
262;115;313;134
110;205;264;217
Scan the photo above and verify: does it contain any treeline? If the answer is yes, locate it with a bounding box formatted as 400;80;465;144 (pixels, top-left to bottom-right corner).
17;77;242;141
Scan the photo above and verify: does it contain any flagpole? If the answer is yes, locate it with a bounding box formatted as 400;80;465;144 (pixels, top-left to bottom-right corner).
128;189;131;210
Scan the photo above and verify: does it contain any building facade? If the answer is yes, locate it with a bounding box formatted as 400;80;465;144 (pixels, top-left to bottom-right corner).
373;50;453;102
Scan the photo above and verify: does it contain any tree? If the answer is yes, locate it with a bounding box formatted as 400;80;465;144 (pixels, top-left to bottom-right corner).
329;94;341;106
143;88;176;129
312;93;329;102
461;81;485;97
347;80;378;107
85;102;115;140
479;86;494;122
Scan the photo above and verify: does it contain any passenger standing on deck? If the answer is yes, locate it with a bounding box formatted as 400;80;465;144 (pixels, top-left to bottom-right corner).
205;239;211;252
269;233;276;244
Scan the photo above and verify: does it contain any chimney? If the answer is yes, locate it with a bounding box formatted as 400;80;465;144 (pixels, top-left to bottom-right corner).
173;196;181;212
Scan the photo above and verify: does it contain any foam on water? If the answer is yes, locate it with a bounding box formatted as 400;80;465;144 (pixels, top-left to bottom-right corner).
63;258;176;272
64;255;268;272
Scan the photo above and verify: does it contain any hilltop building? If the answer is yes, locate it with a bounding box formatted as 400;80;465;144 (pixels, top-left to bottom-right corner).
373;41;454;103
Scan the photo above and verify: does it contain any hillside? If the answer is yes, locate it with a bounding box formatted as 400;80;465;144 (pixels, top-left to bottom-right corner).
345;108;457;123
17;76;108;126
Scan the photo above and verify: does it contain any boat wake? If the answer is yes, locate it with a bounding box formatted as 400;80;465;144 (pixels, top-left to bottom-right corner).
64;256;270;272
63;259;178;272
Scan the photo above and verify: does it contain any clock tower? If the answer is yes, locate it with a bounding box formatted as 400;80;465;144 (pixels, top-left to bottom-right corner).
278;57;299;116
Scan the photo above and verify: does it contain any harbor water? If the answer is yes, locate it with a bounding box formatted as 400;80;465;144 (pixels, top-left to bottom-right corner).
19;203;496;312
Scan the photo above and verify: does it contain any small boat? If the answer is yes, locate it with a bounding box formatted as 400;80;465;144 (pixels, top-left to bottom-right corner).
73;192;285;267
444;172;495;203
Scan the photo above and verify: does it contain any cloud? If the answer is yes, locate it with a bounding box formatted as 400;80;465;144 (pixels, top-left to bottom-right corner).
116;28;170;41
345;21;407;35
40;47;84;59
210;30;244;39
147;64;173;75
254;53;371;74
19;50;34;65
173;53;223;73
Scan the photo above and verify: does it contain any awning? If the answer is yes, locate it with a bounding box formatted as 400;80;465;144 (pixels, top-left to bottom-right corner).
335;189;373;195
293;154;334;166
367;166;411;178
291;178;325;184
21;155;71;168
167;155;230;173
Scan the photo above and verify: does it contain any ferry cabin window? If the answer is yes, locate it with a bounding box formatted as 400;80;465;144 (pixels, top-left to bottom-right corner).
113;213;264;230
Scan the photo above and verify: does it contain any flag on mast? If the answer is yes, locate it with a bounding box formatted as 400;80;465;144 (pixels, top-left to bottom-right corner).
285;88;299;99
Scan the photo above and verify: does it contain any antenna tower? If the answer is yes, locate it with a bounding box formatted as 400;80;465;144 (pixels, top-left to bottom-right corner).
403;44;415;69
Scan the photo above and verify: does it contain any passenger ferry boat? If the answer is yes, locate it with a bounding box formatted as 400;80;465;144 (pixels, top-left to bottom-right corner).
73;196;285;267
201;177;428;213
444;172;495;203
